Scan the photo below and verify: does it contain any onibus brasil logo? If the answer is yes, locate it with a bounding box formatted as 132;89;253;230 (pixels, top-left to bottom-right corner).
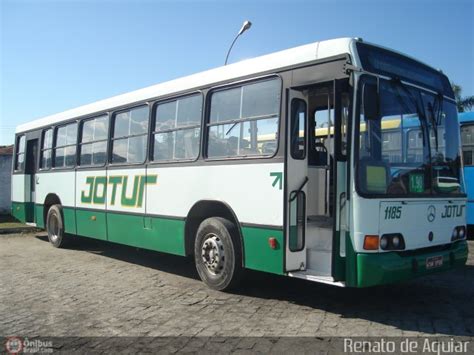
4;336;53;354
81;175;157;207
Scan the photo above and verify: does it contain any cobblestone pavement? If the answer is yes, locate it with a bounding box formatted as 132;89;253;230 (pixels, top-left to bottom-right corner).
0;233;473;350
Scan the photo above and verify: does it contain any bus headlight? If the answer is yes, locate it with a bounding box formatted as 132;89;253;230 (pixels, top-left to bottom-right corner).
451;228;459;241
452;226;466;241
392;235;401;248
380;233;405;250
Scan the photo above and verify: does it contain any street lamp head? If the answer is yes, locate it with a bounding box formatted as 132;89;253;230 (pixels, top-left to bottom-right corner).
225;20;253;65
238;20;252;36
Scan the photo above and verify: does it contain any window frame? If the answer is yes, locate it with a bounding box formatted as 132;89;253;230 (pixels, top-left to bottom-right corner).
77;114;110;168
354;74;465;199
52;121;78;170
288;190;306;252
39;128;54;171
109;104;150;166
461;122;474;167
290;98;307;160
14;135;26;172
149;91;203;164
204;75;282;161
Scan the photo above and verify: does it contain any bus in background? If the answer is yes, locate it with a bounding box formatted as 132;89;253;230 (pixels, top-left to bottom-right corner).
11;38;468;291
460;111;474;238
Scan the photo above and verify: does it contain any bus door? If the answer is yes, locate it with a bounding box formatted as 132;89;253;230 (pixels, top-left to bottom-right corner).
460;123;474;236
285;89;308;271
332;79;350;280
25;138;38;223
287;80;350;278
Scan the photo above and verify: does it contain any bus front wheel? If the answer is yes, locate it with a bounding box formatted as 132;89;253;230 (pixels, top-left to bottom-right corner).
46;204;68;248
194;217;242;291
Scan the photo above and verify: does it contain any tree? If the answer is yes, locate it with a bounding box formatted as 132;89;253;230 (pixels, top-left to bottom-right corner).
452;83;474;112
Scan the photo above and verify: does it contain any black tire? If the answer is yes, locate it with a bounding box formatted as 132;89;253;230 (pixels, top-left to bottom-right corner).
194;217;243;291
46;204;68;248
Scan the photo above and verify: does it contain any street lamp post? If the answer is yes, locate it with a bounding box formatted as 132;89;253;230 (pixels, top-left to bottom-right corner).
224;20;252;65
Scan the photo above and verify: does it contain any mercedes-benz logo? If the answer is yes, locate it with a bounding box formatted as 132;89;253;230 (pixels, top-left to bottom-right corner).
427;205;436;222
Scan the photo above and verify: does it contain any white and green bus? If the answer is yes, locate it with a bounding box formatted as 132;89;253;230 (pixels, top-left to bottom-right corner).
12;38;468;290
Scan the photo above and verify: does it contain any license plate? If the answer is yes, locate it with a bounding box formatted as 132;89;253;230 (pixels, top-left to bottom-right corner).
426;255;443;269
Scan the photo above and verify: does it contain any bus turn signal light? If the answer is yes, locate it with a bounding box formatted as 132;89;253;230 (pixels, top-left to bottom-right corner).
363;235;379;250
268;237;278;250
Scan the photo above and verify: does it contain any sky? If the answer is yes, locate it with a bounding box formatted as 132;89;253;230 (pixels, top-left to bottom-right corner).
1;0;473;145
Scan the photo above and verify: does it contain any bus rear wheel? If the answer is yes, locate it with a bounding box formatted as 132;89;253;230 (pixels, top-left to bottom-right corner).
194;217;242;291
46;204;68;248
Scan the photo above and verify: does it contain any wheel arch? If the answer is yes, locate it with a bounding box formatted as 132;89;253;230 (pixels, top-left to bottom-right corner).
43;193;62;227
184;200;245;265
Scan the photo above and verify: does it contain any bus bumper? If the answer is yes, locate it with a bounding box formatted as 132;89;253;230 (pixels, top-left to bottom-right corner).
355;240;468;287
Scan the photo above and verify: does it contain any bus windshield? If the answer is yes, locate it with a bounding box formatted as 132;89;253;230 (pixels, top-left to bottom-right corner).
357;75;463;197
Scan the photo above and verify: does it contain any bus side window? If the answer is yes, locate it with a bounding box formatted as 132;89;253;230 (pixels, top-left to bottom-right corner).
111;106;149;164
152;94;202;162
79;115;109;166
40;129;53;169
207;78;280;159
290;98;306;159
340;92;350;156
312;91;333;166
54;122;77;168
14;135;26;171
461;124;474;166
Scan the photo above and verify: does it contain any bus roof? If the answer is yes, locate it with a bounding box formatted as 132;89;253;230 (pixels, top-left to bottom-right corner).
14;37;447;134
459;111;474;123
16;38;356;133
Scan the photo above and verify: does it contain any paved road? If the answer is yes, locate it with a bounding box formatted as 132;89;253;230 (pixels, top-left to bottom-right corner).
1;233;473;351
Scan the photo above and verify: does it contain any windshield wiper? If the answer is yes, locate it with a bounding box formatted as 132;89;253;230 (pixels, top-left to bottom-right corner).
390;77;430;141
390;78;424;119
427;93;443;152
389;77;436;169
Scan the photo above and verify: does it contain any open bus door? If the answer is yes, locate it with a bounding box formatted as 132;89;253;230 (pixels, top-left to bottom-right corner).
24;138;38;223
285;89;308;271
285;80;350;281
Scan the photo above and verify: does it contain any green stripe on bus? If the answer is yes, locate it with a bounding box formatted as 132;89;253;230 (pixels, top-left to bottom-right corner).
35;204;44;228
11;201;34;223
35;204;75;233
106;213;186;256
32;203;284;275
355;240;468;287
11;201;26;222
76;209;107;240
242;226;284;275
63;207;76;234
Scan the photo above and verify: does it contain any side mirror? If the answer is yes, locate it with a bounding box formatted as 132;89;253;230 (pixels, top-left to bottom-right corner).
363;83;379;120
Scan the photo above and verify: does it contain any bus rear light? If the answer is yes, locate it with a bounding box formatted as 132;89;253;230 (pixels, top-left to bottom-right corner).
363;235;379;250
268;237;278;250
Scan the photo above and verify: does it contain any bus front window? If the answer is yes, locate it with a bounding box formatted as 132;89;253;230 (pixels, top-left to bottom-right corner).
357;75;462;197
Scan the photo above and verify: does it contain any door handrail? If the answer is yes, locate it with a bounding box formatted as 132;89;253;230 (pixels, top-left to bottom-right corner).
289;176;308;202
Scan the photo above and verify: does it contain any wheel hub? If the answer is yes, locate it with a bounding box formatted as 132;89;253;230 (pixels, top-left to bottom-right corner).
201;233;225;275
48;214;59;243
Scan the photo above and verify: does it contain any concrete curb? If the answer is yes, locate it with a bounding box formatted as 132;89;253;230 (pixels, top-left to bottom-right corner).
0;227;42;235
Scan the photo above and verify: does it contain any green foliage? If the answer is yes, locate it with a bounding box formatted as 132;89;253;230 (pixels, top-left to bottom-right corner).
452;83;474;112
